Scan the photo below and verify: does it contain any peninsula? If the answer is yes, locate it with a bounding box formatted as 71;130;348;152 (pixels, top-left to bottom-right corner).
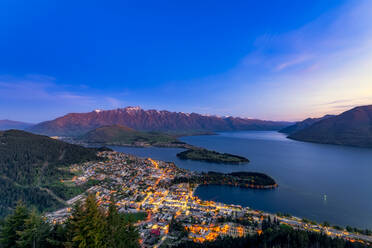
177;148;249;164
77;125;250;165
173;171;277;189
78;124;191;148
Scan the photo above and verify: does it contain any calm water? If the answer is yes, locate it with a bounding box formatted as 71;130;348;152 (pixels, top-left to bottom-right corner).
111;131;372;229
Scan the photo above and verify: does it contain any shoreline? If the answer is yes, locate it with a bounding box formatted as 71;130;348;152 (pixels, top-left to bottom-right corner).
197;182;278;190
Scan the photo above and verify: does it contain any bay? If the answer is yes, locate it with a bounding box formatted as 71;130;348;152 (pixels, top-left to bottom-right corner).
111;131;372;229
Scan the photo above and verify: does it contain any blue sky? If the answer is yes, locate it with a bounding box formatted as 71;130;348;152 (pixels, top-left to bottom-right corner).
1;0;372;123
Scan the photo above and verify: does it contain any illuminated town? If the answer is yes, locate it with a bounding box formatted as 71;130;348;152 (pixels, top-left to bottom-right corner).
46;151;372;247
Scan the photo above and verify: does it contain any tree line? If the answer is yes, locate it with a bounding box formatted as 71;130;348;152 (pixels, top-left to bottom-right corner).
0;194;140;248
172;217;371;248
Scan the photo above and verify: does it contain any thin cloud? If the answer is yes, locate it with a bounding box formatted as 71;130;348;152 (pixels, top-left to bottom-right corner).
0;75;131;121
275;55;312;71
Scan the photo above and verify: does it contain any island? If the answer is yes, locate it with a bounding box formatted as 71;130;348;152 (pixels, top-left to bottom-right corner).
3;134;369;247
173;171;277;189
176;148;249;164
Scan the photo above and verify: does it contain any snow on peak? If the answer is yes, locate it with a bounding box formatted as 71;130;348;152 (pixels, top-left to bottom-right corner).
125;106;142;111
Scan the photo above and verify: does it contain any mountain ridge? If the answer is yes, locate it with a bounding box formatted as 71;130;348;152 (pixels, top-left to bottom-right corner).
28;106;292;136
288;105;372;148
279;115;335;134
0;119;34;130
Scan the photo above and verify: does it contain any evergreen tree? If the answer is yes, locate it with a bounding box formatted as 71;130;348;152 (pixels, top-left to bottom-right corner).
70;194;107;248
106;199;140;248
122;223;140;248
46;223;68;248
0;196;141;248
0;201;30;248
16;208;50;248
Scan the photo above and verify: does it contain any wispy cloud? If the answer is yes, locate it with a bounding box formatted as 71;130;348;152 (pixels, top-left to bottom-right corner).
174;0;372;121
275;55;312;71
0;76;93;105
317;97;372;112
0;75;128;122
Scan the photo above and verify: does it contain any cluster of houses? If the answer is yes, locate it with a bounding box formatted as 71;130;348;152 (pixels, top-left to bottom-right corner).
45;151;372;247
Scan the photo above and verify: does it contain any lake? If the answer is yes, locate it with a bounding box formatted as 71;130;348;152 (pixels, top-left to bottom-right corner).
111;131;372;229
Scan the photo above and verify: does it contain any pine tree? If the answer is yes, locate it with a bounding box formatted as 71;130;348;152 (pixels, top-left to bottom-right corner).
46;223;68;248
106;199;140;248
0;201;30;248
70;194;107;248
16;208;50;248
123;223;140;248
106;200;121;248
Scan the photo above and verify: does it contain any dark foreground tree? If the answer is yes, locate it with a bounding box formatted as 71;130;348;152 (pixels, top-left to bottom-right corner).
0;195;140;248
106;199;140;248
16;209;51;248
0;201;30;248
68;194;107;248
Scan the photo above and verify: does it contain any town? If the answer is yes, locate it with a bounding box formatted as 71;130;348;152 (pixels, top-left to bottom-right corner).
46;151;372;247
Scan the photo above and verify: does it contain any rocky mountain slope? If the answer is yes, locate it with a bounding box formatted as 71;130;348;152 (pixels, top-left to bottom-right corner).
279;115;334;134
28;106;291;136
289;105;372;148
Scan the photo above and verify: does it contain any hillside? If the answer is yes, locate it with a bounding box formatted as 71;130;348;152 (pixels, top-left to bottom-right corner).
289;105;372;148
0;130;102;217
0;120;33;130
27;106;291;136
79;124;188;147
279;115;334;134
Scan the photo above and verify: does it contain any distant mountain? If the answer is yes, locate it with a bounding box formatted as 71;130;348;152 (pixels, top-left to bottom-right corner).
289;105;372;148
0;119;33;130
0;129;102;217
28;106;292;136
79;124;186;147
279;115;335;135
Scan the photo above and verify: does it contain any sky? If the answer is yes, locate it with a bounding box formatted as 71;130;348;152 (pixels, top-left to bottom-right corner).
1;0;372;123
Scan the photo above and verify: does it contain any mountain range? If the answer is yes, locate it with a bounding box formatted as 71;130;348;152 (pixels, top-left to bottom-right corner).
27;106;291;136
0;119;34;130
287;105;372;148
6;105;372;148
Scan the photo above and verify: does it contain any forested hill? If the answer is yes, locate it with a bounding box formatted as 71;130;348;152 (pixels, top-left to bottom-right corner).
79;124;184;147
0;130;101;217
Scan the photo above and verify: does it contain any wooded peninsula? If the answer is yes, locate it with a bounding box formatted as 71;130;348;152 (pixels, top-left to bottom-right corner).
177;148;250;164
173;171;278;189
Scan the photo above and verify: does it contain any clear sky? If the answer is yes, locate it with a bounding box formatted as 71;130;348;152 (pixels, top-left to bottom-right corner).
1;0;372;123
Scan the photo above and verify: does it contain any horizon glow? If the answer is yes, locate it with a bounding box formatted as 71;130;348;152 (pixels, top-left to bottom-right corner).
0;0;372;123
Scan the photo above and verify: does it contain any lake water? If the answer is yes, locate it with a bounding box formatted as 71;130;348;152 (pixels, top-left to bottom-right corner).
111;131;372;229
